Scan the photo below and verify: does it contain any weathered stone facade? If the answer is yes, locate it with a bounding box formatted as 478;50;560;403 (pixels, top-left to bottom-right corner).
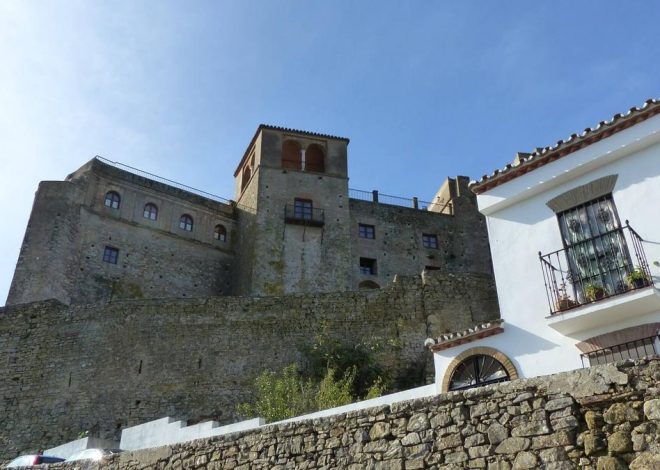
0;271;499;462
49;358;660;469
7;126;492;305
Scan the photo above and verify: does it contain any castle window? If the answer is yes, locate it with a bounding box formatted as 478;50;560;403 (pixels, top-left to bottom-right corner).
214;224;227;242
422;233;438;249
305;144;325;173
294;199;313;220
359;224;375;239
102;246;119;264
241;166;252;192
143;203;158;221
104;191;121;209
179;214;194;232
282;140;302;170
359;257;377;275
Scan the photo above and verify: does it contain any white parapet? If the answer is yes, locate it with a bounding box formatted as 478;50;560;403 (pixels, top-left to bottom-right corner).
119;417;186;450
119;416;265;451
118;385;435;451
45;437;120;459
273;384;437;424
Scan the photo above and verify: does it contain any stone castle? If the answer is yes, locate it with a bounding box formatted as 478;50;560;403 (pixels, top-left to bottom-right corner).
1;125;500;461
7;124;492;306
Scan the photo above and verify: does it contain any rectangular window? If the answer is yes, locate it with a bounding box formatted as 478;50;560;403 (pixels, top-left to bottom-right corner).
557;194;632;301
422;233;438;249
102;246;119;264
359;224;375;239
359;257;377;275
294;199;313;220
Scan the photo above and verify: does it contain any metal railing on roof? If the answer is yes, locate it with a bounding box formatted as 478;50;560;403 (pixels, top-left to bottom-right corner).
348;188;453;214
95;156;234;206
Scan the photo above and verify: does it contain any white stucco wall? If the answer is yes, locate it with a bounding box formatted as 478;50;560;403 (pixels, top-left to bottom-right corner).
435;113;660;385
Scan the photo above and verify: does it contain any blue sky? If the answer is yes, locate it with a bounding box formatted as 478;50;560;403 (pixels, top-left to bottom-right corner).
1;1;659;304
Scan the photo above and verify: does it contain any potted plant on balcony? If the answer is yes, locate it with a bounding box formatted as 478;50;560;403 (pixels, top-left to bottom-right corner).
626;267;650;289
555;282;578;311
584;283;606;302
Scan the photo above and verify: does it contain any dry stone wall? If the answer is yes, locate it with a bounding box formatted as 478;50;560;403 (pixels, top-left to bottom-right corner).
0;272;499;462
55;358;660;470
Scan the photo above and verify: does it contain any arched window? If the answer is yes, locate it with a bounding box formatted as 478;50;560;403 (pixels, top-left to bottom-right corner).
143;203;158;221
214;224;227;242
358;280;380;290
104;191;121;209
282;140;302;170
448;355;510;391
179;214;193;232
305;144;325;173
241;166;252;192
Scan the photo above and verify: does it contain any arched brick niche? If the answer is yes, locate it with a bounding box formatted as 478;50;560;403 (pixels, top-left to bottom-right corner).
441;346;518;393
305;144;325;173
282;140;302;170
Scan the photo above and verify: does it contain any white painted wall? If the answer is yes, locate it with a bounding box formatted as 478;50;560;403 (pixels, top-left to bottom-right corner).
119;416;265;451
45;437;119;459
274;384;436;424
433;113;660;385
118;385;435;451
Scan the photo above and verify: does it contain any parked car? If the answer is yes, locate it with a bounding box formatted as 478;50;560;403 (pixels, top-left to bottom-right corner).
65;448;123;462
6;454;65;467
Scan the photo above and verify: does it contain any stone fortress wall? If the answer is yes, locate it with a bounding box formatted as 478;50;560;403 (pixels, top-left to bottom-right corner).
7;126;493;306
7;159;238;305
0;271;499;462
56;358;660;470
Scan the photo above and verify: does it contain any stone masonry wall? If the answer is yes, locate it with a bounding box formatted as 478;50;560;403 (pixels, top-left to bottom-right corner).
55;358;660;470
0;271;499;462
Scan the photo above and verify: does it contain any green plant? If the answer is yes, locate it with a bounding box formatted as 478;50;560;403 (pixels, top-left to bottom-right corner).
235;364;315;422
237;359;388;423
315;367;356;410
303;332;392;398
626;267;649;287
584;283;606;301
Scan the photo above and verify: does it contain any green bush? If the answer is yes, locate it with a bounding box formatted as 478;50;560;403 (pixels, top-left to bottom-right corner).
236;364;315;422
237;361;387;423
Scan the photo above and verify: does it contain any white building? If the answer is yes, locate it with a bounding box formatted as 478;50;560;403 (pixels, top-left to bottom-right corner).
427;98;660;392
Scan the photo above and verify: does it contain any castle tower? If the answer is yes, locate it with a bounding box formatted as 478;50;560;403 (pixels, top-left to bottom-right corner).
233;125;352;295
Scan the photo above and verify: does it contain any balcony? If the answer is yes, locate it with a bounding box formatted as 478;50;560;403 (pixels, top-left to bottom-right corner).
539;222;655;318
284;204;325;227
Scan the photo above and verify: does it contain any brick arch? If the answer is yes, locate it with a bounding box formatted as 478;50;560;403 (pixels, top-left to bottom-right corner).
305;143;325;173
282;140;302;170
441;346;518;393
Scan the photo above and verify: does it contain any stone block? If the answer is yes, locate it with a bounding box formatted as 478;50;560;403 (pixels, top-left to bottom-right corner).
487;423;509;445
494;437;530;454
596;456;627;470
643;398;660;420
512;451;537;469
607;431;632;454
406;413;430;433
511;421;551;437
369;422;391;440
603;403;641;424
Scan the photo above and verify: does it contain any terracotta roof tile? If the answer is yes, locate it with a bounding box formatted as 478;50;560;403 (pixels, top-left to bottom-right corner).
470;98;660;194
424;319;504;352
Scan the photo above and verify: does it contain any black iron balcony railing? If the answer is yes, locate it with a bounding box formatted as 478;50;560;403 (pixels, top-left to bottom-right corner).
580;334;659;368
284;204;325;227
539;222;653;315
